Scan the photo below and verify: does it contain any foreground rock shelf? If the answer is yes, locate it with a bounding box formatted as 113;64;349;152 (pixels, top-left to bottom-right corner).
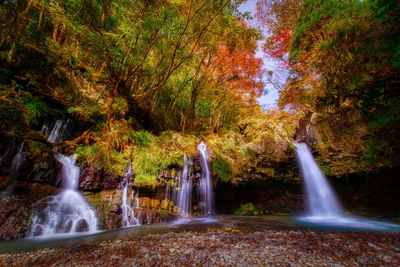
0;227;399;266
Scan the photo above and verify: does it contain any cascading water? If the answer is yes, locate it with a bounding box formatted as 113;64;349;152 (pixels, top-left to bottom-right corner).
294;143;342;217
176;154;193;216
46;119;72;144
9;142;27;177
294;142;400;232
197;141;214;216
41;122;51;139
120;164;140;227
30;154;98;236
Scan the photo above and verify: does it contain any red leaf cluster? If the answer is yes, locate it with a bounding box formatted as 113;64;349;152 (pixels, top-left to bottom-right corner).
213;44;264;102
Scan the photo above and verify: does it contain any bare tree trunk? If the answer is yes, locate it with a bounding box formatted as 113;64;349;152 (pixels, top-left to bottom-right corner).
52;24;58;41
37;4;45;30
6;0;33;63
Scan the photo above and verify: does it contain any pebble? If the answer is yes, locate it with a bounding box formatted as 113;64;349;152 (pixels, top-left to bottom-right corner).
0;230;399;266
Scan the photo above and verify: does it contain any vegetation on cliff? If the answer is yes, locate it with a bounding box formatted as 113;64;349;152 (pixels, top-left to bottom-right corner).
257;0;400;173
0;0;273;186
1;0;399;188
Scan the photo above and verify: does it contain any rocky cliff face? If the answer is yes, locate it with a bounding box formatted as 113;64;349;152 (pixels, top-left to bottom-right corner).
79;164;125;192
292;105;400;216
1;102;398;241
0;182;59;240
294;104;368;176
0;133;178;239
85;188;177;230
0;136;60;186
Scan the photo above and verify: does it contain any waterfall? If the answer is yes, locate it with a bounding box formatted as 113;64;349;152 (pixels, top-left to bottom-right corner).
46;119;72;144
9;142;27;177
41;122;51;139
176;154;193;216
30;154;98;236
294;143;342;217
197;141;214;215
120;164;140;227
294;142;400;232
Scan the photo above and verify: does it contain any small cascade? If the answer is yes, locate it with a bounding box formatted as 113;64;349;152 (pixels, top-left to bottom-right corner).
197;141;214;215
30;154;98;236
294;142;400;232
120;164;140;227
294;143;342;217
176;154;193;216
41;122;51;139
165;183;171;202
9;142;27;177
46;119;72;144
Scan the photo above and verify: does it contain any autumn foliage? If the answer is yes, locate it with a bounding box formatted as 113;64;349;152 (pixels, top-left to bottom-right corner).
212;44;263;103
263;29;291;62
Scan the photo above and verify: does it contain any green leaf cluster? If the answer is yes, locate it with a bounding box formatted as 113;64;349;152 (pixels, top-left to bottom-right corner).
234;203;264;216
212;154;232;183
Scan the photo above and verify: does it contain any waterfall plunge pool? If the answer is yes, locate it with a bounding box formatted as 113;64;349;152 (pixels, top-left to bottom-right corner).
1;214;400;254
294;142;400;233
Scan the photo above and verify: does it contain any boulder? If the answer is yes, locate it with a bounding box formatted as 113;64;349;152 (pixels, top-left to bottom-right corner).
75;219;89;232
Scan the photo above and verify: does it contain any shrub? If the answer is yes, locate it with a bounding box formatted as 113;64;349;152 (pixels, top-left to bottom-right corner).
234;203;264;216
212;154;232;183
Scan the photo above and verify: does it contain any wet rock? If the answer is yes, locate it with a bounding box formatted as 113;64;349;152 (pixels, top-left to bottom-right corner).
110;205;120;214
0;182;58;240
0;137;60;186
62;220;73;233
31;225;43;236
75;219;89;232
79;165;126;191
295;112;320;146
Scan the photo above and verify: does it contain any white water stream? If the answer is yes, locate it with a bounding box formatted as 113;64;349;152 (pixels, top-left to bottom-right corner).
43;119;72;144
176;154;193;216
295;142;400;232
197;141;214;216
30;154;98;237
9;142;26;177
120;164;140;227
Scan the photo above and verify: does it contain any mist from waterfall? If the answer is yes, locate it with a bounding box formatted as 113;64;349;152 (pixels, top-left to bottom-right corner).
294;142;400;232
197;141;214;216
30;154;98;237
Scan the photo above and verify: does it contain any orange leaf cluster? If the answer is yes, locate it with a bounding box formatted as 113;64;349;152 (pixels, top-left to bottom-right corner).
213;44;263;103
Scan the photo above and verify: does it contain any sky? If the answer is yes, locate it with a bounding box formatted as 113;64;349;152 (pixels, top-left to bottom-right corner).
238;0;283;109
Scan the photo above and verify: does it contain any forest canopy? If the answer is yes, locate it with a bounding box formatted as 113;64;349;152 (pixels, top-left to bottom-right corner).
0;0;263;134
1;0;399;185
257;0;400;167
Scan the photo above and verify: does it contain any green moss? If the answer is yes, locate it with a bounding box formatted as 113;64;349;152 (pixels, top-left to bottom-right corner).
132;144;184;188
234;203;264;216
322;133;328;143
85;192;113;228
212;155;232;183
245;147;256;158
130;130;156;147
265;168;275;177
159;209;171;219
76;143;129;175
323;166;332;175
